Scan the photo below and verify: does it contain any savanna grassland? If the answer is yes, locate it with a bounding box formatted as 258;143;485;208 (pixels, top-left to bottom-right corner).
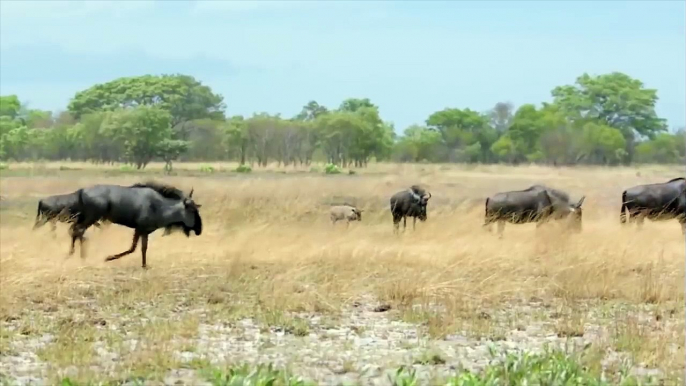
0;162;684;386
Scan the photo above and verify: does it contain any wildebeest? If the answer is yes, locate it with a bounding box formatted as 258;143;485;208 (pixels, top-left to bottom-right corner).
68;181;203;268
329;204;363;226
620;177;686;233
483;184;585;237
389;185;432;232
33;192;105;235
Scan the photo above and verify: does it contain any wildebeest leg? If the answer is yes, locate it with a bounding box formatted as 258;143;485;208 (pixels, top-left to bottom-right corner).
140;234;149;269
49;218;58;239
105;232;140;263
392;213;402;234
496;221;505;239
32;215;49;230
69;223;89;259
482;218;493;233
635;214;645;230
403;216;407;232
680;220;685;235
412;217;416;230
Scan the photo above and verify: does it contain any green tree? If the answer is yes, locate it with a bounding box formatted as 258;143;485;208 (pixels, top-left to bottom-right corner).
100;106;174;169
0;95;21;119
426;108;496;162
579;122;627;165
551;72;667;163
635;132;685;164
67;74;225;131
295;101;329;121
338;98;376;113
158;139;190;173
396;125;445;162
224;115;249;165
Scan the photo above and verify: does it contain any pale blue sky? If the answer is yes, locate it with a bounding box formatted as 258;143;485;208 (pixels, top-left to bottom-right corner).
1;0;684;132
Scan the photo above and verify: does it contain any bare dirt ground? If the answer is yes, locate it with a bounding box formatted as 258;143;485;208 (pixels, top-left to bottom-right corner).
0;162;684;385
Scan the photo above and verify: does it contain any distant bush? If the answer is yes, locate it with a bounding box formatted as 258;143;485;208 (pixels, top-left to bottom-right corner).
235;164;252;173
200;165;215;173
0;163;8;170
324;163;341;174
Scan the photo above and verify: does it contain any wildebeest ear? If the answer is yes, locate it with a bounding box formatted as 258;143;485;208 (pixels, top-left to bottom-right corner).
576;196;585;208
195;204;202;208
189;188;194;198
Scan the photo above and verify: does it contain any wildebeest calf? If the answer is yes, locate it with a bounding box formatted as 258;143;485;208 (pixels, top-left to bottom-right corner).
620;177;686;233
330;205;363;226
483;184;585;238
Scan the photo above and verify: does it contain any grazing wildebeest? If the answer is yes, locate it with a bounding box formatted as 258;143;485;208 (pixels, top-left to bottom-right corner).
619;177;686;233
483;184;585;238
330;204;363;226
389;185;432;232
68;181;203;268
33;192;106;235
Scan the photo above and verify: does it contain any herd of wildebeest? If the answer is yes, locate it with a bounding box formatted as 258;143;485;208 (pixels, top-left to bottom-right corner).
30;176;686;269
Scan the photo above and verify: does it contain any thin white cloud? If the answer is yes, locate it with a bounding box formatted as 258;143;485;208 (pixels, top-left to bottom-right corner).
192;0;315;13
0;0;155;20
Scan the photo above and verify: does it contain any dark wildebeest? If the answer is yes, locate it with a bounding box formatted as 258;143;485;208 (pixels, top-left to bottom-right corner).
68;182;203;268
330;204;363;227
619;177;686;233
33;192;106;235
389;185;432;232
483;184;585;238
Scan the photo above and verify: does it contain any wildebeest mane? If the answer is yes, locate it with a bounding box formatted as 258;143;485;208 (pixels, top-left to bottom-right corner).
409;185;427;196
129;181;186;200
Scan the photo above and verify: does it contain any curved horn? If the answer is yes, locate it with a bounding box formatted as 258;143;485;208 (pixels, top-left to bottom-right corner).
425;192;432;200
189;188;194;198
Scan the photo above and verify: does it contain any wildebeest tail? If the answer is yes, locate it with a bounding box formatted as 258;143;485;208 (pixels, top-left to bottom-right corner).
619;190;628;224
32;200;45;229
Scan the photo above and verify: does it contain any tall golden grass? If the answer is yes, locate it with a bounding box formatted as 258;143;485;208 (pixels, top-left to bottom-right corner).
2;162;683;306
0;162;684;379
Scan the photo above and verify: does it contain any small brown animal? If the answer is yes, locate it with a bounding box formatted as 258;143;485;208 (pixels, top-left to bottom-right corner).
329;205;363;226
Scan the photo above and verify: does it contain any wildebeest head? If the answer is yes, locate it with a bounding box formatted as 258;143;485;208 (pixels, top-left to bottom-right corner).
179;187;203;236
409;186;432;221
352;208;363;221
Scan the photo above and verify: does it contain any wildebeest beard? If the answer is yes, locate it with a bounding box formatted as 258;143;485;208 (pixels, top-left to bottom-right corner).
180;209;203;237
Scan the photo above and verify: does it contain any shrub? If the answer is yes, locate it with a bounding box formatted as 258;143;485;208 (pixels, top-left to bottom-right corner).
200;165;215;173
324;163;341;174
235;164;252;173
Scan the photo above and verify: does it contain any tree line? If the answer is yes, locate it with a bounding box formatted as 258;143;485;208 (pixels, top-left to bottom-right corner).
0;72;683;170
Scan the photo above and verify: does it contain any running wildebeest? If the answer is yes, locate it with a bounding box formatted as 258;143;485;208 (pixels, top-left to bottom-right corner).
68;181;203;268
389;185;432;232
330;204;363;226
483;184;585;238
620;177;686;233
33;191;106;235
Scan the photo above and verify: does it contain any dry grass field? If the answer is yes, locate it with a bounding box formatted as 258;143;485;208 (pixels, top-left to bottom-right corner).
0;162;684;385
